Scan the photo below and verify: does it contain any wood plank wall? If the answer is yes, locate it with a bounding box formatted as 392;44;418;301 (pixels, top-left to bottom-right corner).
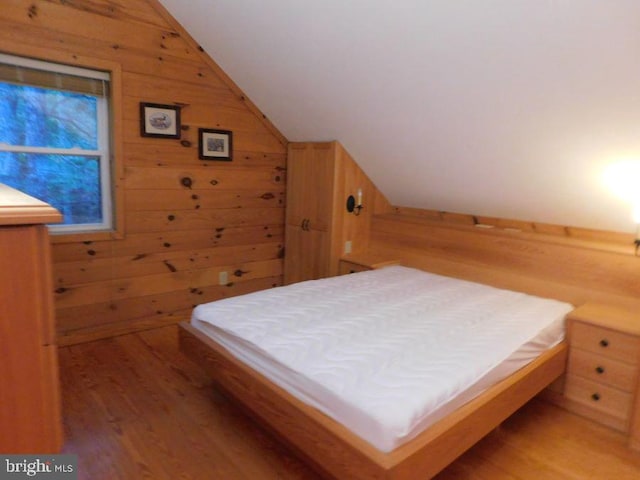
0;0;287;345
335;142;392;258
370;208;640;311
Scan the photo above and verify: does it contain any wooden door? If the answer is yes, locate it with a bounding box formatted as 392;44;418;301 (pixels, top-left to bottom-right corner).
283;224;330;284
286;143;335;231
284;143;335;284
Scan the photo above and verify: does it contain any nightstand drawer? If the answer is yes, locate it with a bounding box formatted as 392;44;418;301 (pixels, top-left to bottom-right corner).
571;321;640;364
339;260;372;275
568;348;637;391
338;255;399;275
565;374;633;422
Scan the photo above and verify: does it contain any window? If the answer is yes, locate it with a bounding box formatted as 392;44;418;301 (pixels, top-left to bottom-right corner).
0;53;112;234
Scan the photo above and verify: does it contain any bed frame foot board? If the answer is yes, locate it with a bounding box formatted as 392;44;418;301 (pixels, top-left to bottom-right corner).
388;341;568;479
179;322;567;480
179;322;390;479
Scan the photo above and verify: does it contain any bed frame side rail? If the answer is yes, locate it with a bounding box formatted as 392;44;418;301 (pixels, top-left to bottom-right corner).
179;321;568;480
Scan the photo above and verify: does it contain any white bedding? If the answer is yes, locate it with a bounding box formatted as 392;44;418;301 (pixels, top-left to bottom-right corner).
191;266;573;452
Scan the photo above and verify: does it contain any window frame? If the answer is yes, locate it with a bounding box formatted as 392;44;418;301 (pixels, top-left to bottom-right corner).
0;52;123;241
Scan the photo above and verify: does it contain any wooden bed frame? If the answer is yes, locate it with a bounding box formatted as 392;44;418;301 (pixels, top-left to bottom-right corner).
179;321;568;480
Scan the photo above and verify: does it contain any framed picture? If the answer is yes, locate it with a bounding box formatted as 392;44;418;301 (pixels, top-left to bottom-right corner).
198;128;233;161
140;102;181;138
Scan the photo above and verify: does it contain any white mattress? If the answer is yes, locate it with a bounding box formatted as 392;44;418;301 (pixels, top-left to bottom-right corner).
191;266;573;452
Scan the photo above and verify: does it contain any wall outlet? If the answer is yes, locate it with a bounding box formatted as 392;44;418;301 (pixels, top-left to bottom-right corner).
344;240;352;254
219;271;228;285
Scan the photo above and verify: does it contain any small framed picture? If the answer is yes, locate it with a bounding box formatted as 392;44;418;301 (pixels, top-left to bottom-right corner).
140;102;181;138
199;128;233;161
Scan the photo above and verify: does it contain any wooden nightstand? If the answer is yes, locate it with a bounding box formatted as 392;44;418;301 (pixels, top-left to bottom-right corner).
564;303;640;449
338;253;399;275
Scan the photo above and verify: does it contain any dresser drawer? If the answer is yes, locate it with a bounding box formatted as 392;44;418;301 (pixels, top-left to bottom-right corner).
571;321;640;364
565;374;633;422
568;348;637;392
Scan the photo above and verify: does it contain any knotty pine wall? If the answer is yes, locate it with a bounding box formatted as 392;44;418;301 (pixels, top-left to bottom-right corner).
0;0;287;345
369;208;640;311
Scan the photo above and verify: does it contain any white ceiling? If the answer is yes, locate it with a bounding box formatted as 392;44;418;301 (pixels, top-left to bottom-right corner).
159;0;640;234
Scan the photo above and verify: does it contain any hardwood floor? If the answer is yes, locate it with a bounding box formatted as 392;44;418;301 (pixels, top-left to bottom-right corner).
59;325;640;479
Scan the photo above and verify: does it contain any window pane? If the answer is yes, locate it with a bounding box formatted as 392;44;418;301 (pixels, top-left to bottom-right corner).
0;152;103;225
0;82;98;149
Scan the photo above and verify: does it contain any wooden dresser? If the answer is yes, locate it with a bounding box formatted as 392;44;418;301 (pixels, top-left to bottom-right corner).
0;184;63;453
563;303;640;449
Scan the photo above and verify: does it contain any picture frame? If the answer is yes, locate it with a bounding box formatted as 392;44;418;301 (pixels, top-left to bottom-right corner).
198;128;233;161
140;102;181;138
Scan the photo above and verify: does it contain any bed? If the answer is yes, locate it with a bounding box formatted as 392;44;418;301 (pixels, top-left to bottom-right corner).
179;265;573;479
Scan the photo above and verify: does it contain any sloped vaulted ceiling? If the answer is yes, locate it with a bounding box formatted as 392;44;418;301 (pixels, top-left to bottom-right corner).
158;0;640;234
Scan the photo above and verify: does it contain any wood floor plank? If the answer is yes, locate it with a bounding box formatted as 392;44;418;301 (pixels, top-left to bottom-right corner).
58;325;640;479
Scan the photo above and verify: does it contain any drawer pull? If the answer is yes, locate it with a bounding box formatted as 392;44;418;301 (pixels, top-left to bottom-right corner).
595;366;605;374
599;339;609;348
591;393;601;402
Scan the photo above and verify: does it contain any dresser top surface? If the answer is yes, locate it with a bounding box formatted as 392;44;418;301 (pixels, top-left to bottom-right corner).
0;184;62;226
